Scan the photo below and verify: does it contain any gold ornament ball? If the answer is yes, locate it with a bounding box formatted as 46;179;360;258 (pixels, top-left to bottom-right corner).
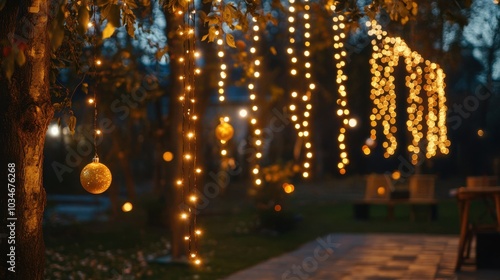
80;160;112;194
215;122;234;142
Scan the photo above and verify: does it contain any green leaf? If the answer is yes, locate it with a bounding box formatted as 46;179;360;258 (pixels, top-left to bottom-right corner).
50;70;56;84
122;5;136;38
223;5;232;22
178;0;188;9
77;5;90;35
68;115;77;136
126;19;135;38
125;0;138;9
206;16;219;26
50;26;65;51
97;0;111;7
82;83;89;94
102;22;116;39
155;46;169;60
226;33;236;48
16;50;26;66
101;3;112;20
208;26;217;42
1;53;15;82
53;103;62;112
108;4;121;27
198;10;207;23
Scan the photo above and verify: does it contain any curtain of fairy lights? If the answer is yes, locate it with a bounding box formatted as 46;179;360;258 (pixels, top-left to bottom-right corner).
367;20;450;164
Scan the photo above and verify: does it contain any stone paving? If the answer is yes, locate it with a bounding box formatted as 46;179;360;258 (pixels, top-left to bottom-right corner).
225;233;500;280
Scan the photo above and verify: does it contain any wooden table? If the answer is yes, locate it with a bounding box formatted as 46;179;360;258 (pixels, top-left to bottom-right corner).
455;186;500;271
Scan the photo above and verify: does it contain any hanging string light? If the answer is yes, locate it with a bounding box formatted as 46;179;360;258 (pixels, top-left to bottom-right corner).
249;16;264;187
286;0;314;179
300;0;314;179
366;20;450;164
331;6;350;175
287;0;300;134
215;19;234;163
177;0;202;266
80;2;112;195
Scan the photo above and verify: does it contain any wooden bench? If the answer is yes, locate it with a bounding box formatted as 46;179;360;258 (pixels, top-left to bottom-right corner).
353;174;438;221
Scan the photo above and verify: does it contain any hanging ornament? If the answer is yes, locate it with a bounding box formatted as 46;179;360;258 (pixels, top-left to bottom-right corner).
80;3;112;195
80;156;112;194
215;121;234;142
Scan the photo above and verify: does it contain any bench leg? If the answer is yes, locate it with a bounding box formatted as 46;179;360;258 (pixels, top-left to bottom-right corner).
354;203;370;220
430;204;438;221
387;204;395;220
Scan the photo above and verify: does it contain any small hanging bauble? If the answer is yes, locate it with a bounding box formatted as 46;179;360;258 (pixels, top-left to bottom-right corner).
215;122;234;142
80;156;112;194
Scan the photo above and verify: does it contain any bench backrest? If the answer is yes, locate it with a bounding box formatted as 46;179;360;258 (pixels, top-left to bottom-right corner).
409;175;435;200
466;176;497;188
365;174;392;200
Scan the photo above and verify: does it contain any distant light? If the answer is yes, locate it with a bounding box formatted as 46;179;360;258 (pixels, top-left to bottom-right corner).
88;98;95;104
362;145;371;156
239;109;248;118
377;187;386;196
48;124;60;137
477;129;484;137
392;171;401;180
283;183;295;194
122;202;133;212
274;204;282;212
348;118;358;128
365;138;376;148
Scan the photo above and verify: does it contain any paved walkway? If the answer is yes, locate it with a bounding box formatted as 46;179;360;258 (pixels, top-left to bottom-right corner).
225;233;499;280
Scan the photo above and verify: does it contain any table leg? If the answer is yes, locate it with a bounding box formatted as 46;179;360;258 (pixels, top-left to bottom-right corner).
455;200;470;271
494;194;500;227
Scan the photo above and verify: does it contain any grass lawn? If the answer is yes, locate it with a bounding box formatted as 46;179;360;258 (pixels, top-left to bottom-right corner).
44;179;493;279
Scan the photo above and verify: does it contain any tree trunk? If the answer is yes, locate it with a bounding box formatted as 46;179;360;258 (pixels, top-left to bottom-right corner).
165;11;187;261
0;0;53;279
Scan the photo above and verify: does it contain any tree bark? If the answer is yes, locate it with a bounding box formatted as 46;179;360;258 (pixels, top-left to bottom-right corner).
0;0;53;279
165;11;186;261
